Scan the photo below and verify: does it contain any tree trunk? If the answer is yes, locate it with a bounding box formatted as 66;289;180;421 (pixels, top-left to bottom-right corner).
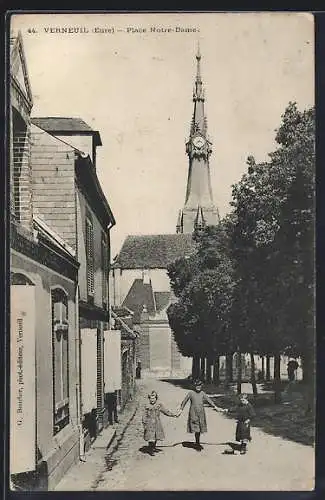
213;356;220;385
226;353;233;385
192;355;200;380
266;355;271;381
261;356;265;380
200;357;206;382
250;353;258;396
236;350;242;395
274;353;281;403
206;357;212;384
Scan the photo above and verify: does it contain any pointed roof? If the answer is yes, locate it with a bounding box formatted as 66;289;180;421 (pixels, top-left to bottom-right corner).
122;278;156;323
178;46;218;234
154;291;171;313
10;30;33;107
191;42;206;135
194;42;203;100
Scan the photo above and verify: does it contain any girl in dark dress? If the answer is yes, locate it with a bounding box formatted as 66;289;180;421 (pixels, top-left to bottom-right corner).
179;379;226;451
235;394;255;454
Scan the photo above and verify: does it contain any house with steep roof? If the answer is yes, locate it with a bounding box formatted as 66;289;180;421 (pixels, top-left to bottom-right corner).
111;233;195;307
31;116;102;166
110;234;196;376
10;31;80;491
10;28;119;487
29;116;116;453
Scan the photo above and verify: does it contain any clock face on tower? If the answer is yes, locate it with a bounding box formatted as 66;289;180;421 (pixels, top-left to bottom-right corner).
192;136;205;149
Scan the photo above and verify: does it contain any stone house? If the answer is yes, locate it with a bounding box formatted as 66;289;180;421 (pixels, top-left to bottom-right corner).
29;117;116;451
110;234;195;377
10;31;80;490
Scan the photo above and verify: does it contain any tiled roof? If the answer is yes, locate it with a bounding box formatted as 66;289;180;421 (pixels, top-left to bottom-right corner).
111;310;138;340
154;291;171;312
114;233;196;269
31;117;94;133
122;279;156;323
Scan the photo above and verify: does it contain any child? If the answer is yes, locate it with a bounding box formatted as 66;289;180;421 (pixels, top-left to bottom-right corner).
142;390;179;456
179;379;226;451
235;393;255;454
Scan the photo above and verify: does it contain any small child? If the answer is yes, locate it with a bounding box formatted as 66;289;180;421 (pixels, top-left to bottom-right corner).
142;390;179;456
235;393;255;454
179;379;227;451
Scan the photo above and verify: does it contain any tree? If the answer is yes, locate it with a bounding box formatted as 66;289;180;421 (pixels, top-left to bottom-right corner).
228;102;315;404
167;224;235;381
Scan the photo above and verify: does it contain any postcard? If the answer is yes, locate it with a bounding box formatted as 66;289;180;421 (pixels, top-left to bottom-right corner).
8;12;315;491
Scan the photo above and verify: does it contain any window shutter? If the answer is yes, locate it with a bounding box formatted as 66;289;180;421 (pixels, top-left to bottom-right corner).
86;218;94;296
101;235;108;307
97;329;104;414
51;289;70;435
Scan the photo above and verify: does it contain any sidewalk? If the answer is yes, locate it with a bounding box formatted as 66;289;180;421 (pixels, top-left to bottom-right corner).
54;387;141;491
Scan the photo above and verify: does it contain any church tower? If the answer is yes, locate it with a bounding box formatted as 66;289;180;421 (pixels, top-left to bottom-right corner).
176;45;219;234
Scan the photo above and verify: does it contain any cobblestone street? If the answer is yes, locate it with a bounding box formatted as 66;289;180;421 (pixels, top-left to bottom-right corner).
75;378;315;491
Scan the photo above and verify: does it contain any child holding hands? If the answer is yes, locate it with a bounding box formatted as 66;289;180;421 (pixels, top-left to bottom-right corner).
178;379;227;451
234;393;255;454
142;390;180;455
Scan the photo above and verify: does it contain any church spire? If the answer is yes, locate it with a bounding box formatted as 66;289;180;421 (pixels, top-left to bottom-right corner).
176;46;219;234
193;41;204;102
191;42;206;136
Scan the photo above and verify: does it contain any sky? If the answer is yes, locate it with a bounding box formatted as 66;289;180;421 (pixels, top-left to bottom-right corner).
12;12;314;257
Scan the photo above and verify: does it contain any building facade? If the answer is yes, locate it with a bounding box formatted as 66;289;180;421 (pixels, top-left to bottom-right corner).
10;30;119;490
29;117;116;451
110;234;195;377
10;31;80;490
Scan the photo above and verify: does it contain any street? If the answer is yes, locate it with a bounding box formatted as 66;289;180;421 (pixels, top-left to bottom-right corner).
90;378;314;491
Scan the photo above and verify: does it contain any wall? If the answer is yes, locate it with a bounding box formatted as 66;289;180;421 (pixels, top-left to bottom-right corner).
11;112;33;231
76;188;110;437
31;125;76;249
56;134;93;162
138;317;192;377
121;339;136;408
149;324;172;373
111;268;171;307
11;251;79;489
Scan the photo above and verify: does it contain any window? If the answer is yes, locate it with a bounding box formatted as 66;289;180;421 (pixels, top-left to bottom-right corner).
51;288;69;435
101;233;108;308
86;215;94;298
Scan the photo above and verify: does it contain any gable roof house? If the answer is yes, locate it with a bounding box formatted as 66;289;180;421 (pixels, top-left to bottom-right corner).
29;115;117;451
10;31;82;491
110;234;196;376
